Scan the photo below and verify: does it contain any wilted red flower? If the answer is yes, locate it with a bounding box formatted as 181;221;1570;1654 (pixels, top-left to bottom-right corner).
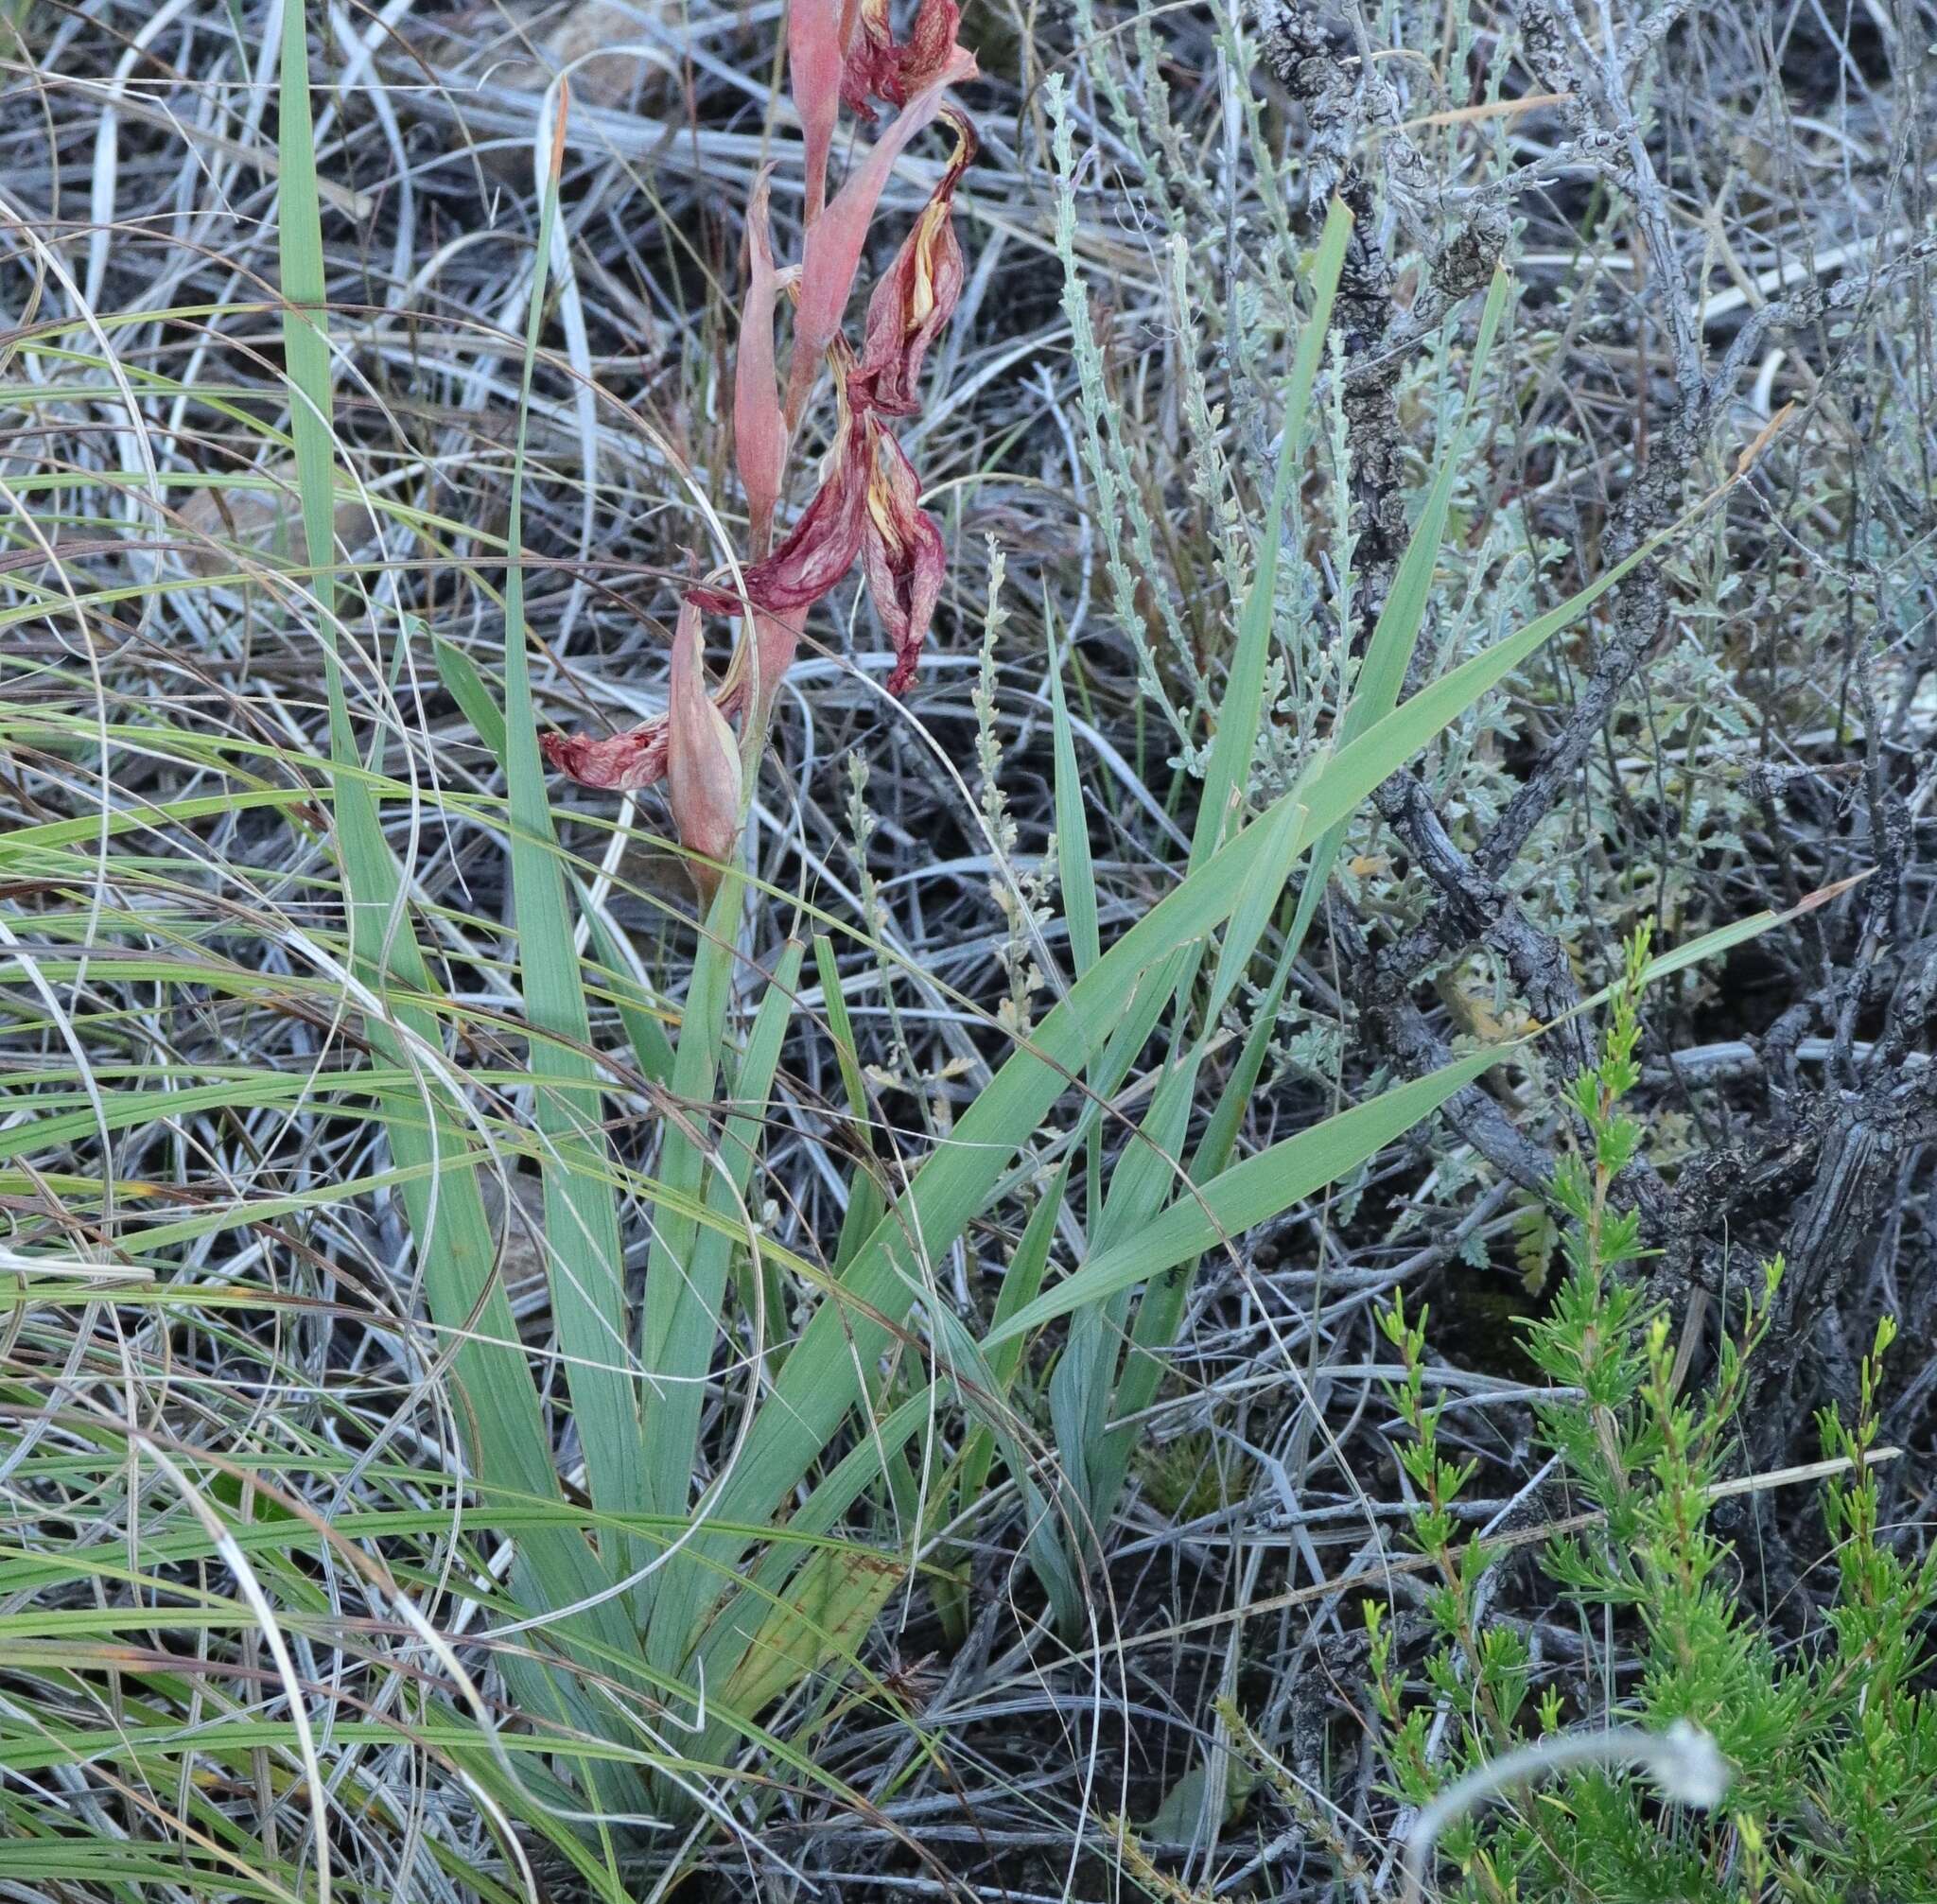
842;0;963;115
789;45;976;423
689;364;872;620
852;108;972;416
860;421;944;694
687;351;943;696
539;711;672;792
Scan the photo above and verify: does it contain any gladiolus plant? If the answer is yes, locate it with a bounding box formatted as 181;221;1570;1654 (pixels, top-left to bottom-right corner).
539;0;978;873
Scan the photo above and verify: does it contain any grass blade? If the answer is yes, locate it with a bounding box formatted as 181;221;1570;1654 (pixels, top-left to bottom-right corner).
275;19;644;1790
645;777;1323;1661
636;881;778;1669
497;91;645;1577
986;1049;1509;1343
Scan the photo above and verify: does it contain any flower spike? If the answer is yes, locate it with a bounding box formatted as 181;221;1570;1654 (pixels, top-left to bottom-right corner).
542;0;977;806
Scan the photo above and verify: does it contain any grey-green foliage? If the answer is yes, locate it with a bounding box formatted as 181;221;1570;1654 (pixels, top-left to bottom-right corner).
1055;0;1824;1192
1049;3;1538;1156
1366;929;1937;1901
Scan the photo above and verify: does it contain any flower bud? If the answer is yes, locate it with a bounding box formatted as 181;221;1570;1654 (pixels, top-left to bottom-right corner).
665;602;744;898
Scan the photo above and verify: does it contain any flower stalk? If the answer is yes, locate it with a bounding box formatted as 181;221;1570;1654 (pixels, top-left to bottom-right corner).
539;0;979;890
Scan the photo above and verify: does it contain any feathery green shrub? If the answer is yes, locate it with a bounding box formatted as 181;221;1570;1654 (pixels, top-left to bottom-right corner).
1369;930;1937;1902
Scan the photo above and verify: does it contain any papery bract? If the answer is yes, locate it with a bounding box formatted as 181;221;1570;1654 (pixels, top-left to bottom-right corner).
853;109;972;415
665;601;744;895
789;0;847;224
788;46;977;423
735;172;788;550
860;419;944;695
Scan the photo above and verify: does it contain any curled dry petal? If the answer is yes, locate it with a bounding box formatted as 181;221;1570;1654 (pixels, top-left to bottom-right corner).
789;0;846;224
897;0;964;97
539;715;672;792
689;361;946;698
689;365;872;620
839;0;892;115
843;0;963;114
665;601;744;893
789;44;977;422
853;108;973;416
860;418;944;695
735;172;787;551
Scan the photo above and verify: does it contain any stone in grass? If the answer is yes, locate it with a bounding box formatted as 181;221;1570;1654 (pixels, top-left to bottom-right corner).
428;2;674;110
173;464;377;582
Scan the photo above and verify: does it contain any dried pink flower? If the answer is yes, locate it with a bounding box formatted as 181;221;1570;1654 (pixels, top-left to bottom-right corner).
538;608;806;795
689;351;943;694
859;420;944;694
852;108;972;416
